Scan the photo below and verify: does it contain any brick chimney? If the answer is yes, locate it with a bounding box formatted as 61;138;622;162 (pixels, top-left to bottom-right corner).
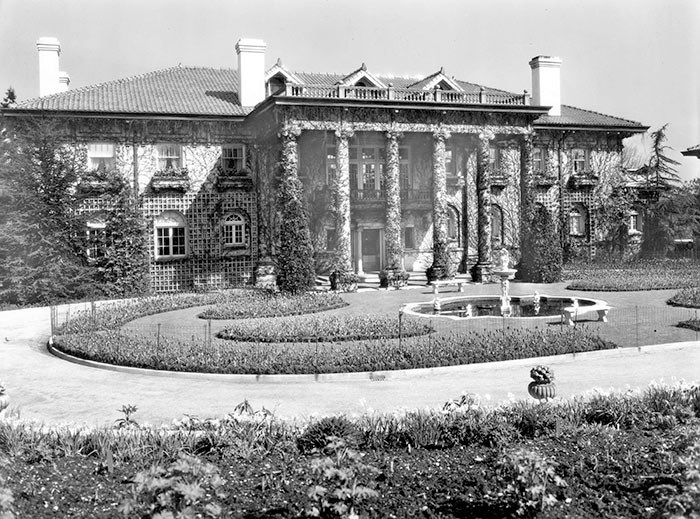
37;37;62;96
529;56;562;116
235;38;267;107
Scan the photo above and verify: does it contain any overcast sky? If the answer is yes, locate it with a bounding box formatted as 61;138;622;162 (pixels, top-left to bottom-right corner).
1;0;698;179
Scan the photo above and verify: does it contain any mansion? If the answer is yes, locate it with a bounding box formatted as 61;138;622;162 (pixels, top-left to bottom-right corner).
2;37;648;292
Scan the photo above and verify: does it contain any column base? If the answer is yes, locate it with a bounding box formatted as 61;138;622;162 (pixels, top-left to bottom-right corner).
471;262;492;283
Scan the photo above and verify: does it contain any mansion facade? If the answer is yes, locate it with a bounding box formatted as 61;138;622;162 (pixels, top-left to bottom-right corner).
2;37;648;292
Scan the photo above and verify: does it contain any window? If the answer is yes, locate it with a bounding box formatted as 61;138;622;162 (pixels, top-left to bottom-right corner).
221;145;245;175
491;205;503;245
403;227;416;249
569;205;586;236
154;211;187;259
157;144;182;171
447;206;460;244
399;147;410;190
326;228;337;250
629;209;643;233
445;145;455;177
222;213;247;247
572;149;586;174
533;148;544;173
326;147;337;184
85;213;107;259
489;146;499;170
267;75;286;96
87;143;115;172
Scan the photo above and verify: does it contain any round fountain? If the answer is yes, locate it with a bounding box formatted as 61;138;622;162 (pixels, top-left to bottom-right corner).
411;249;610;325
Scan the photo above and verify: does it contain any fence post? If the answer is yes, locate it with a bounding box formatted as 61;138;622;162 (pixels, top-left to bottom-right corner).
208;319;212;348
50;306;55;336
91;301;96;329
398;307;403;348
635;306;640;350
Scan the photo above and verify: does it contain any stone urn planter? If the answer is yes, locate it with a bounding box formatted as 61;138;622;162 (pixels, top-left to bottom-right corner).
528;365;556;401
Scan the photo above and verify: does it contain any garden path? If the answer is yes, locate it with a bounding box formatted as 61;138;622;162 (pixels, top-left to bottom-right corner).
1;282;699;427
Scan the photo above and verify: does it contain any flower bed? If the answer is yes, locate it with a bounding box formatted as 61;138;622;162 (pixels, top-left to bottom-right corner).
216;315;430;342
565;259;700;291
56;290;347;334
198;291;346;320
668;287;700;308
52;328;616;375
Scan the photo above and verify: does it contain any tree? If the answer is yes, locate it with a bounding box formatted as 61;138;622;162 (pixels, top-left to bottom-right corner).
0;118;94;305
0;87;16;109
518;205;562;283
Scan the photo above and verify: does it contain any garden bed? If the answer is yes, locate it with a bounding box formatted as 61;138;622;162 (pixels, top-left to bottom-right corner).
51;328;616;375
198;291;346;319
668;287;700;308
216;314;431;342
3;384;700;518
565;259;700;291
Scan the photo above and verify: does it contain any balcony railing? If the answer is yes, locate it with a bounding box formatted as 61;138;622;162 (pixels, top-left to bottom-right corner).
283;84;530;106
350;189;432;202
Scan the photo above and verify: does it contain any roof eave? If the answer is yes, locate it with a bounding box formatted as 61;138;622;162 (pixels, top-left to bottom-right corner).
533;122;649;133
1;107;248;122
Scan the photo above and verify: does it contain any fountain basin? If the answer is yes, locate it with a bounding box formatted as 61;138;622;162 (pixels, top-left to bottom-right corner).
403;294;610;324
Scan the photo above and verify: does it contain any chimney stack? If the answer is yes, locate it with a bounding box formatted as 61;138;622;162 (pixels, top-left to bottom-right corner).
529;56;562;116
37;37;63;96
58;71;70;92
235;38;267;107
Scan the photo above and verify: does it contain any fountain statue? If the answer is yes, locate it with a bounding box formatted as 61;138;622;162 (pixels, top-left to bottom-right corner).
491;248;518;316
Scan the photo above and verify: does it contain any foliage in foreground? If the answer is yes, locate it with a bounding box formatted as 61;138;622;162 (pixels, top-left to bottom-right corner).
217;314;431;343
565;259;700;291
53;327;616;375
2;384;700;517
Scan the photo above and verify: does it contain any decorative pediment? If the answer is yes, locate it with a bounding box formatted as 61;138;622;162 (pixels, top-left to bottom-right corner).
337;63;387;88
265;58;302;84
408;68;463;92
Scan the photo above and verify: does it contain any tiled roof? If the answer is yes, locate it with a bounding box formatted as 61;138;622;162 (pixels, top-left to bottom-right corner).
9;65;646;130
535;105;646;129
13;67;250;116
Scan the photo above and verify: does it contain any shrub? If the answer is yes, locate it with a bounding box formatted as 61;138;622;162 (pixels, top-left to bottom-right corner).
329;270;358;293
668;287;700;307
518;205;563;283
119;453;227;518
565;259;700;291
379;267;410;289
277;174;315;294
297;416;362;453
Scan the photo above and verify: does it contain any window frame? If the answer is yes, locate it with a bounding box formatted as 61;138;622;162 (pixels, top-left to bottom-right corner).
569;205;586;237
85;216;107;260
403;226;416;250
533;147;544;173
220;144;246;175
154;211;188;261
156;143;183;171
222;213;248;248
572;148;587;174
87;143;116;172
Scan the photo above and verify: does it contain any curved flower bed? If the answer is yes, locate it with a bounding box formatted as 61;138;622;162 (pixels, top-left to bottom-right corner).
198;292;346;320
216;315;430;342
51;328;616;375
667;287;700;308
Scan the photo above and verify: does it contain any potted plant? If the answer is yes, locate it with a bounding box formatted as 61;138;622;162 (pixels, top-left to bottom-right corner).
528;365;556;401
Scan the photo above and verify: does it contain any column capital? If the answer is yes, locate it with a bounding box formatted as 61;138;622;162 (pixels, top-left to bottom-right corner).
433;126;451;142
335;126;355;140
478;129;495;144
279;123;302;140
385;129;404;141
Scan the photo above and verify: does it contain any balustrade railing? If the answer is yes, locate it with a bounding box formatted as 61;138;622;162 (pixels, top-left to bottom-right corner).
349;189;432;202
283;84;529;106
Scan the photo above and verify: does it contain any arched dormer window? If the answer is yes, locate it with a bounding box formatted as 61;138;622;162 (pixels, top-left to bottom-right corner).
222;213;248;248
154;211;187;260
491;204;504;245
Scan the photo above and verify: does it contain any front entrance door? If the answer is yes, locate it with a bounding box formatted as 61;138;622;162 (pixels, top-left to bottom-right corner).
361;229;382;272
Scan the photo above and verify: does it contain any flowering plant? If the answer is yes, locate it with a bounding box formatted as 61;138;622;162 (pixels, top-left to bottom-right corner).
530;365;554;384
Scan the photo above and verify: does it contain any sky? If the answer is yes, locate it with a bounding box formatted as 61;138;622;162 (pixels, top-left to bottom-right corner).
1;0;698;180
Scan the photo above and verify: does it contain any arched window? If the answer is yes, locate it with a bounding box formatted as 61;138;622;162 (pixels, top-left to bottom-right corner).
491;204;503;245
154;211;187;259
569;205;587;236
222;213;247;247
447;205;460;245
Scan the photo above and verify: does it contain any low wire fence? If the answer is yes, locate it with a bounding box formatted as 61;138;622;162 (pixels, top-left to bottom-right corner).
49;299;700;352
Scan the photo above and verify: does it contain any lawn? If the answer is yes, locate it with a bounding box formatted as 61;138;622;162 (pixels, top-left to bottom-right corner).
564;259;700;291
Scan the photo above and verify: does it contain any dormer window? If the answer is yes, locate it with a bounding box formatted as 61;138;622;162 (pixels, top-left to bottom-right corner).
267;74;286;96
